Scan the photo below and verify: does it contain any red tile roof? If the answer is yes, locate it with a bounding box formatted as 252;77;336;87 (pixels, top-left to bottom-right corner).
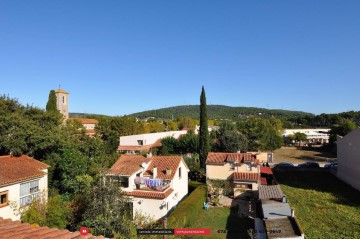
233;172;260;181
54;89;69;94
85;129;96;135
0;155;49;187
107;155;151;176
206;152;255;164
143;156;183;180
260;167;273;175
69;118;98;124
260;177;267;185
0;217;104;239
125;188;174;199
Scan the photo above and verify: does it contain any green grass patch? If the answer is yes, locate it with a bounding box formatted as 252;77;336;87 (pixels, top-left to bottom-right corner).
274;171;360;239
168;185;207;228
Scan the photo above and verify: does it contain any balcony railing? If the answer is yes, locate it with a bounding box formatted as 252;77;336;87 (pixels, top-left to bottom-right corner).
134;177;171;192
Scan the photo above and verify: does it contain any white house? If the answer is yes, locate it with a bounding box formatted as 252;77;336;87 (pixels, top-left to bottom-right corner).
337;128;360;191
106;154;189;221
118;130;187;154
283;129;330;145
0;155;49;221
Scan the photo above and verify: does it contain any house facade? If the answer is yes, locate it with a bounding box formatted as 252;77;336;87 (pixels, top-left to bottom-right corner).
106;155;189;221
206;152;261;197
68;118;99;136
118;131;187;154
0;155;49;221
337;128;360;191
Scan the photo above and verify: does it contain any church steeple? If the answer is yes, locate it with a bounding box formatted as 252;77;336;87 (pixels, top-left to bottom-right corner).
54;87;69;121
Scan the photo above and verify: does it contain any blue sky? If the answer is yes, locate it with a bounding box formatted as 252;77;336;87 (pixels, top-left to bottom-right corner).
0;1;359;116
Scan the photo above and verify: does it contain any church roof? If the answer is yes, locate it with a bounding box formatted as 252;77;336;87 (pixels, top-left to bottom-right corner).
54;89;69;94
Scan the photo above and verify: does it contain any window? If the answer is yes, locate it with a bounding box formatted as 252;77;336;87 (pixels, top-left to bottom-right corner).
0;191;8;207
62;96;65;104
179;167;182;178
137;140;143;146
112;176;129;188
20;180;40;206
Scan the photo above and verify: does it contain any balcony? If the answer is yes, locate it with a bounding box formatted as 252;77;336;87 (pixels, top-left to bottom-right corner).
134;177;171;192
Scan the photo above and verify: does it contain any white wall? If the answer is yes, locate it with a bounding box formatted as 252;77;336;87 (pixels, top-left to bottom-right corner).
171;160;189;202
0;172;48;221
132;192;174;221
119;131;187;146
337;129;360;191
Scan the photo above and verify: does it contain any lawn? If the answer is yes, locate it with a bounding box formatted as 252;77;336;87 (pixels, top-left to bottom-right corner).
273;146;336;164
168;181;254;239
274;171;360;239
187;207;253;239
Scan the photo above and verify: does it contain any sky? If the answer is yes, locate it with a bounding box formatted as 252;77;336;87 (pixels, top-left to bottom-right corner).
0;1;359;116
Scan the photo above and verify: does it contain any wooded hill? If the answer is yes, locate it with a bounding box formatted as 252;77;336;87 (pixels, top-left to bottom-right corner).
129;105;313;120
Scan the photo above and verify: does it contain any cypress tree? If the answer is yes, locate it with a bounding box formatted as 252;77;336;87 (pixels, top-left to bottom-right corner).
199;86;209;168
46;90;58;112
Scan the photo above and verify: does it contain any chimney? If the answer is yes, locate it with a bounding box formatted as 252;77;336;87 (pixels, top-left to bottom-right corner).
153;166;157;178
166;168;172;175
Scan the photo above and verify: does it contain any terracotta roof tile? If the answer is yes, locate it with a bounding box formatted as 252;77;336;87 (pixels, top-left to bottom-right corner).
260;177;267;185
0;217;104;239
85;129;96;134
0;155;49;186
206;152;255;164
125;188;174;199
54;89;69;94
260;166;273;175
107;155;151;176
233;172;260;181
143;156;182;179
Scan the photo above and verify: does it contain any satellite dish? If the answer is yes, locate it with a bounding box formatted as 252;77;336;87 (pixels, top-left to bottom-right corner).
141;162;147;168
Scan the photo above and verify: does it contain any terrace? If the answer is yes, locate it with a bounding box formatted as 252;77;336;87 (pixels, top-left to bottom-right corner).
134;177;171;192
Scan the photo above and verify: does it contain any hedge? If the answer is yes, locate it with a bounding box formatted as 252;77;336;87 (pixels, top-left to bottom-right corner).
168;185;207;228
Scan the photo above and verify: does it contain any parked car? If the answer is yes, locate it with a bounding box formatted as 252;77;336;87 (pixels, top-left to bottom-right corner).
324;162;338;168
276;162;295;168
298;161;320;168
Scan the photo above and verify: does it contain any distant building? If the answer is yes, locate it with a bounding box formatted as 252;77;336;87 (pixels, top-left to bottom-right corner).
106;155;189;220
283;128;330;145
206;152;263;197
68;118;99;137
0;155;49;221
337;128;360;191
118;130;187;154
54;88;69;121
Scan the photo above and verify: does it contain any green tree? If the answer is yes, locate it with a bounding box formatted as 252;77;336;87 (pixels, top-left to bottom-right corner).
199;86;210;168
21;194;70;229
178;129;199;153
81;178;132;237
293;132;307;146
215;122;248;152
46;90;58;113
158;136;178;155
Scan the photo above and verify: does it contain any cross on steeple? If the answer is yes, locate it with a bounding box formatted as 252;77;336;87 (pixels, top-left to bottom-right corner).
58;84;61;89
